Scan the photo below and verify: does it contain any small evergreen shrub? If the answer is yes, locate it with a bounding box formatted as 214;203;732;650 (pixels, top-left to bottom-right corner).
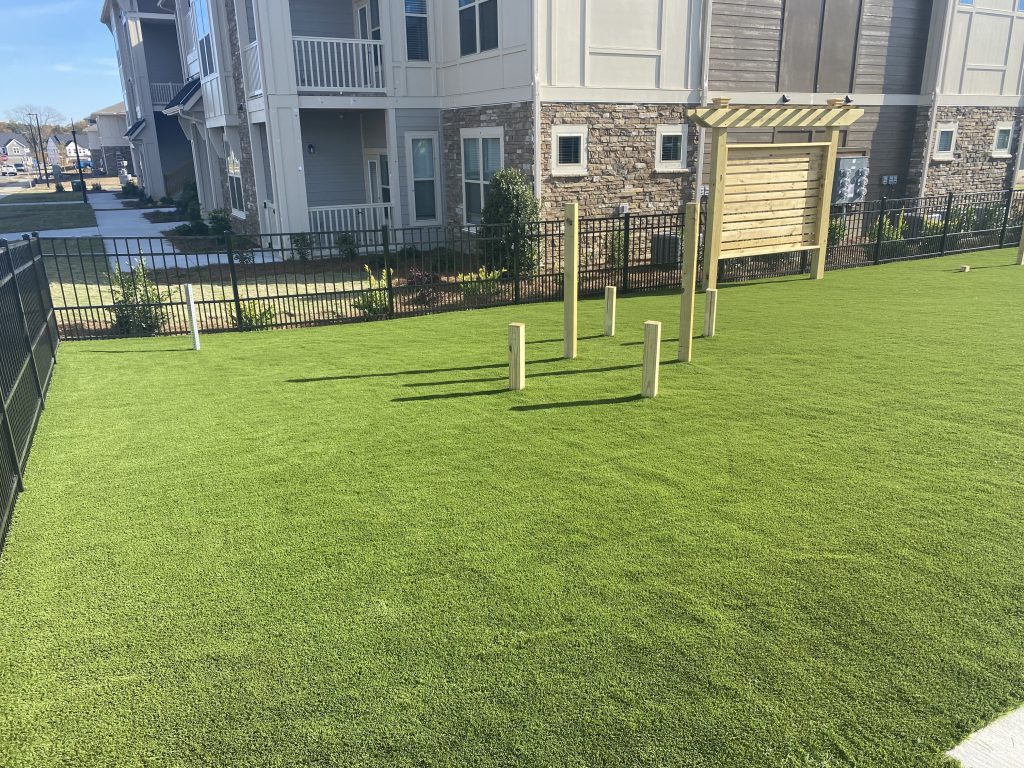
353;265;391;316
111;261;168;336
480;168;540;274
335;232;358;260
292;233;315;261
238;301;276;330
457;267;506;306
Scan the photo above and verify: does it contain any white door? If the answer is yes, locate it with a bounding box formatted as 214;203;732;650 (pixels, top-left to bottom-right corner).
364;153;392;227
354;1;382;86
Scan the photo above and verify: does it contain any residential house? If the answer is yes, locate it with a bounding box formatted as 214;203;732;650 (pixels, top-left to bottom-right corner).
100;0;195;197
85;102;133;175
46;134;91;169
0;133;36;172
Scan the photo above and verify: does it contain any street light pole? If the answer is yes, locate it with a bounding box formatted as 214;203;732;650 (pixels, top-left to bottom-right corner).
69;122;88;204
28;113;51;188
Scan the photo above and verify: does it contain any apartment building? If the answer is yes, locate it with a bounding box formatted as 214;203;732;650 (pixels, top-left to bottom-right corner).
101;0;195;198
84;102;133;175
115;0;1023;236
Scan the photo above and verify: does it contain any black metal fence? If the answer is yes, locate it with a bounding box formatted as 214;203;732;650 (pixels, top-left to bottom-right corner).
40;187;1024;341
1;236;59;547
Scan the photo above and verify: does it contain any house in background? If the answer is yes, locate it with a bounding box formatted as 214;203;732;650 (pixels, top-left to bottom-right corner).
46;134;91;169
100;0;195;198
85;102;133;175
0;133;36;172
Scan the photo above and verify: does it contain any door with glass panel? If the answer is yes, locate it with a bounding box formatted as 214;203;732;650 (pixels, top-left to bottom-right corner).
364;152;392;228
355;0;382;88
463;133;502;225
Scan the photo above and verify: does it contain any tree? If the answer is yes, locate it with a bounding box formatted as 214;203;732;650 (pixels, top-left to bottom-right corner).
480;168;541;275
4;105;68;166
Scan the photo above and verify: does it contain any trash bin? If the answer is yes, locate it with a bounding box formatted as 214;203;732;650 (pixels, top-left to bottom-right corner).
71;180;83;192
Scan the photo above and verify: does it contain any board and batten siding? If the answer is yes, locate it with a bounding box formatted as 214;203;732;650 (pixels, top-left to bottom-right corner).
708;0;784;92
942;0;1024;97
853;0;930;94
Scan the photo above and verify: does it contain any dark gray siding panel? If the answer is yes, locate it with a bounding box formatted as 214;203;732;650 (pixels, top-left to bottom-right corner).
709;0;783;92
853;0;930;94
779;0;825;93
818;0;863;93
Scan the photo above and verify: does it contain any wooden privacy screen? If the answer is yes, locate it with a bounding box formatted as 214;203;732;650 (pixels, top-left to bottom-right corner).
721;143;828;259
686;99;864;289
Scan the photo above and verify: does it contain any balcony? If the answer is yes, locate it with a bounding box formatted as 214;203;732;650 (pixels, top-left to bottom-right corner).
243;41;263;98
309;203;393;236
293;37;386;93
150;82;184;108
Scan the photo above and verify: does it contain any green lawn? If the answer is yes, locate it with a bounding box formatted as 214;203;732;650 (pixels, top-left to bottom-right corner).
2;249;1024;766
0;202;96;233
0;190;81;204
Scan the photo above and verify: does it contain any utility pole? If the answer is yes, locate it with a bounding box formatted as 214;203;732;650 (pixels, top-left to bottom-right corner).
28;113;51;188
69;122;88;204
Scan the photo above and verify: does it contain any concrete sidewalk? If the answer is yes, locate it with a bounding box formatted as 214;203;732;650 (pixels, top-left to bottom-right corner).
949;706;1024;767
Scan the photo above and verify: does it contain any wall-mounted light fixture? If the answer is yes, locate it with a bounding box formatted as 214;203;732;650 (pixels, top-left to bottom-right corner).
844;95;854;105
307;143;316;155
781;94;791;104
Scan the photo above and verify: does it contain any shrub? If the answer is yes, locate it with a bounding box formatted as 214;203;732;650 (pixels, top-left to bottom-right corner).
407;266;437;306
292;232;315;261
603;229;626;268
238;301;276;331
480;168;540;274
120;181;139;197
158;196;174;206
206;209;233;239
175;182;202;221
335;232;358;260
828;217;847;247
870;210;912;259
111;261;168;336
90;183;102;192
457;267;506;306
231;235;260;263
353;265;391;316
166;220;209;237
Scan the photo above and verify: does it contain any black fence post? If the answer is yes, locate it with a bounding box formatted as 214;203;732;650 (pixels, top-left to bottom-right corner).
939;191;955;257
511;225;521;304
31;232;59;359
621;211;631;293
0;240;25;492
873;196;887;264
6;238;46;404
226;233;243;330
382;225;395;317
998;188;1013;248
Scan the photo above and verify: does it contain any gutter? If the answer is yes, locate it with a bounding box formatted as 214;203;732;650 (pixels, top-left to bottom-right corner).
694;0;713;198
532;0;543;202
920;0;955;197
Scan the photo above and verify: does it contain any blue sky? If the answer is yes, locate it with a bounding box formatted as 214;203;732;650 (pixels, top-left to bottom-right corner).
0;0;123;122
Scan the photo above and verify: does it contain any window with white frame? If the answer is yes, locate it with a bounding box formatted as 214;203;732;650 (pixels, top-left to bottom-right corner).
934;122;957;160
461;127;503;224
992;122;1014;158
407;132;440;223
459;0;498;57
193;0;216;77
655;125;688;172
227;143;244;215
405;0;429;61
551;125;588;177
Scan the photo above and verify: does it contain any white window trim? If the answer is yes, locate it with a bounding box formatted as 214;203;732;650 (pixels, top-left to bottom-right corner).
551;125;588;177
458;0;499;58
933;122;957;161
460;127;504;225
405;131;441;226
226;139;245;217
991;121;1014;159
655;124;688;173
404;0;429;62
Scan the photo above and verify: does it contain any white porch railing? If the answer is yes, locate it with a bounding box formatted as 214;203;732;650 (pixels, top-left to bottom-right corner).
243;41;262;97
293;37;386;93
150;82;183;107
309;203;393;237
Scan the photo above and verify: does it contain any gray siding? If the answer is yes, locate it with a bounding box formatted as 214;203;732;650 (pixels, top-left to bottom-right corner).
394;109;443;226
141;21;184;84
708;0;783;91
300;111;366;208
290;0;355;39
853;0;930;94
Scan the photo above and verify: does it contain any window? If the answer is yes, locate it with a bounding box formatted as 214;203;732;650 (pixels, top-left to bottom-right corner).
193;0;216;77
459;0;498;57
407;133;439;223
655;124;688;172
992;122;1014;157
405;0;429;61
551;125;588;176
958;0;973;5
1019;0;1024;11
461;128;503;224
934;122;957;160
227;143;244;214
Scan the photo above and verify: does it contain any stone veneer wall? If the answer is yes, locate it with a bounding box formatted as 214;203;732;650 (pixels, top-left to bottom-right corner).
913;106;1023;198
221;0;260;234
539;103;698;220
441;102;534;226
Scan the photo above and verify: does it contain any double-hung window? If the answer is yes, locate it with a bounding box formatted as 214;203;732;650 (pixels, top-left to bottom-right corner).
405;0;429;61
227;143;244;214
408;132;440;223
459;0;498;57
992;122;1014;158
461;128;503;224
193;0;216;77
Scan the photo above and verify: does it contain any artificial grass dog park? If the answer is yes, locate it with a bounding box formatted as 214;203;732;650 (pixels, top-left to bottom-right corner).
1;248;1023;766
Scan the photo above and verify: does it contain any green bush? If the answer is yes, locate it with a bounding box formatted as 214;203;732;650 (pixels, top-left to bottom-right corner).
870;211;913;259
353;265;391;316
238;302;276;331
120;181;139;197
175;182;202;221
480;168;540;275
111;261;168;337
292;233;315;261
828;217;847;247
167;220;209;237
335;232;358;260
206;209;233;239
457;267;506;306
603;229;626;268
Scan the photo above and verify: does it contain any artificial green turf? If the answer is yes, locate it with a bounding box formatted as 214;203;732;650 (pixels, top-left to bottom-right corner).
2;250;1024;767
0;202;96;233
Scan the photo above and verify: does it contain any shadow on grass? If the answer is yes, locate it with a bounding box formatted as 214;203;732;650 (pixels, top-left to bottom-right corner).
620;337;691;347
403;363;640;388
511;394;643;412
392;388;508;403
82;348;194;354
288;356;565;383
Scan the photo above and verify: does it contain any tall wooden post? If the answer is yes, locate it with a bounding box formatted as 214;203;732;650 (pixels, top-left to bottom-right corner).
604;286;616;336
185;284;201;351
563;202;579;359
641;321;661;398
679;202;699;362
1017;222;1024;266
703;289;718;338
811;119;843;280
702;116;729;291
508;323;525;391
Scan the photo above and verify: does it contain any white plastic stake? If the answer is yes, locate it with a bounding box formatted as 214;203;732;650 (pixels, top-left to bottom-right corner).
185;284;200;351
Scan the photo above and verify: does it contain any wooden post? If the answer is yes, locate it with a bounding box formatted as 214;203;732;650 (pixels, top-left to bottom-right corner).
811;121;842;281
508;323;525;391
604;285;616;336
1017;223;1024;266
703;288;718;338
641;321;661;398
702;125;728;291
679;202;699;362
185;284;201;351
563;202;579;359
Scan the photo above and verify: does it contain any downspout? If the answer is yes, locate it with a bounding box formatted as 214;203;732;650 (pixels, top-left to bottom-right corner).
532;0;543;202
920;0;955;197
695;0;713;198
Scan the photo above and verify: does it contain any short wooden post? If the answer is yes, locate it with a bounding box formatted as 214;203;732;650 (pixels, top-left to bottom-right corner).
563;202;579;359
641;321;661;398
604;286;616;336
1017;223;1024;266
508;323;525;391
703;288;718;338
185;284;200;351
679;202;699;362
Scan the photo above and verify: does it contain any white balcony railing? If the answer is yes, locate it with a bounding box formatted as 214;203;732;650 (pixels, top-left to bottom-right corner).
243;41;262;97
309;203;393;236
293;37;386;93
150;82;183;107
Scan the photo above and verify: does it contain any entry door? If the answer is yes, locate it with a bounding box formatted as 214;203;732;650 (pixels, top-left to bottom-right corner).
365;153;392;224
355;1;382;85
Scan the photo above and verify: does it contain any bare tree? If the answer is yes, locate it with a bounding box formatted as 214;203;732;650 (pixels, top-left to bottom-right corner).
4;105;68;165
